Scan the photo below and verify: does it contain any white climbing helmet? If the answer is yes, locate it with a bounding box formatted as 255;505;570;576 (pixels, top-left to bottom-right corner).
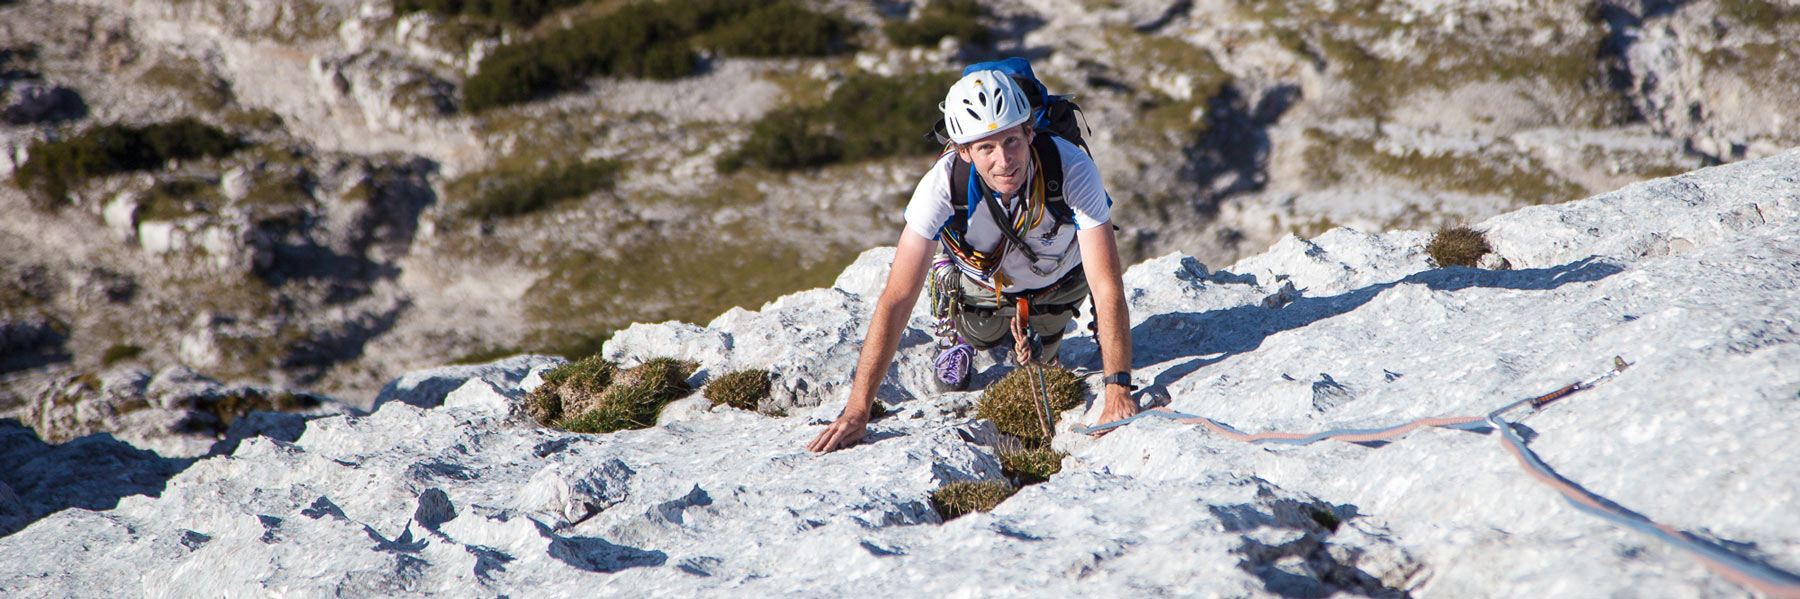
940;70;1032;144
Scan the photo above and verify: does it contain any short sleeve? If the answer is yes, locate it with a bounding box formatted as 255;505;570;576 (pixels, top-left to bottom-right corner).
1053;137;1111;230
903;152;959;241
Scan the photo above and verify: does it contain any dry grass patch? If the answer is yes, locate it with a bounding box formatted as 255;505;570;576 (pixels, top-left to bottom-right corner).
930;480;1014;522
975;365;1083;448
1427;225;1492;267
529;355;702;433
703;368;770;411
1000;446;1067;486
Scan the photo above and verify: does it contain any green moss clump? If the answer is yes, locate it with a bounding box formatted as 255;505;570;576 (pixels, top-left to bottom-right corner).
1000;447;1066;486
533;356;697;433
703;368;771;411
14;118;244;207
719;71;956;172
101;344;145;366
930;480;1014;521
975;365;1083;447
1426;225;1492;268
885;0;988;47
455;158;620;220
139;178;224;222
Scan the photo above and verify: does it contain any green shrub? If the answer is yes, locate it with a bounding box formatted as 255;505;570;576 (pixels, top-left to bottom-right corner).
535;356;698;433
462;0;851;112
930;480;1014;521
393;0;588;26
459;158;620;220
975;365;1083;447
719;71;955;171
704;368;771;411
885;0;988;47
1000;447;1066;486
1426;225;1492;267
100;344;145;366
703;1;853;57
14;119;243;206
138;177;224;222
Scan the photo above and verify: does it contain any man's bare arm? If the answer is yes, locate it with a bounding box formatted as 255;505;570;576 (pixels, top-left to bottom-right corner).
1077;224;1137;431
807;230;936;452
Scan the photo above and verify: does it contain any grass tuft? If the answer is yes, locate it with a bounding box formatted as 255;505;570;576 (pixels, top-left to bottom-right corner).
529;354;615;424
1426;225;1492;267
703;368;770;411
532;356;697;433
930;480;1014;521
975;365;1084;448
1000;447;1067;486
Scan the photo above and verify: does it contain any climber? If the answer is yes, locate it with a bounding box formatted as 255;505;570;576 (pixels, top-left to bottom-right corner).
808;66;1137;453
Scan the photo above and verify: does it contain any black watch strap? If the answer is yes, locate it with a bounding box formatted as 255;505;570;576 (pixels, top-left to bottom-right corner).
1103;372;1137;391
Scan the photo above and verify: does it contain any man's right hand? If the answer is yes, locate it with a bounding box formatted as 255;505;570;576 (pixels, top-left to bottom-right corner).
807;410;869;453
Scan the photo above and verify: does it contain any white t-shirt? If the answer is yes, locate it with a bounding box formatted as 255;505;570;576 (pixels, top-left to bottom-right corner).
903;136;1111;293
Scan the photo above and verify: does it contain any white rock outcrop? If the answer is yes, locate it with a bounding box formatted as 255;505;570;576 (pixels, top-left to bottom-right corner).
0;148;1796;597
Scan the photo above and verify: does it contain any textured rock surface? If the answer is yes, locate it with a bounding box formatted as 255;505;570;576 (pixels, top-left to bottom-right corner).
1;149;1796;597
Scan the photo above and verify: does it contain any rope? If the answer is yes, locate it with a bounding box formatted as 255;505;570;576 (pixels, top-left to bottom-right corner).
1071;358;1800;598
1013;298;1053;440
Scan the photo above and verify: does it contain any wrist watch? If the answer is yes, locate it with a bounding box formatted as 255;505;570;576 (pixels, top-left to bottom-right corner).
1102;371;1137;391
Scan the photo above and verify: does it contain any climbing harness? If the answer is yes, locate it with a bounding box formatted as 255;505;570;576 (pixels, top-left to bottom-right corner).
1070;357;1800;598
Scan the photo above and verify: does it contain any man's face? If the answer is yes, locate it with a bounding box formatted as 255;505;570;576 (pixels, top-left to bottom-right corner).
955;125;1034;197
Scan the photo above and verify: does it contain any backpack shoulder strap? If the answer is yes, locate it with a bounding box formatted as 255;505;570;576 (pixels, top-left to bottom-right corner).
941;133;1076;251
947;156;973;241
1032;133;1075;227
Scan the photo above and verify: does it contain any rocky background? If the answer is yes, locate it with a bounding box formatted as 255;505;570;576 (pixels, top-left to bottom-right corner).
1;0;1797;450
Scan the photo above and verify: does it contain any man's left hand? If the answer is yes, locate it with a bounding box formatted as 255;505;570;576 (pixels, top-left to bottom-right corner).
1090;383;1140;436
